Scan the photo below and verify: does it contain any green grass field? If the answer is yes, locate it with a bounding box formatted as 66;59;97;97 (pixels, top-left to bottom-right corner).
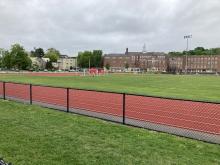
0;73;220;102
0;100;220;165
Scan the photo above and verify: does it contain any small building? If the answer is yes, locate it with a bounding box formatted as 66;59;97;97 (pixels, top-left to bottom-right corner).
57;55;77;71
30;57;50;70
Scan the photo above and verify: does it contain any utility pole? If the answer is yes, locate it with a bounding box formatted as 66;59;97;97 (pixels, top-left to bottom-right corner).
76;57;78;69
184;35;192;74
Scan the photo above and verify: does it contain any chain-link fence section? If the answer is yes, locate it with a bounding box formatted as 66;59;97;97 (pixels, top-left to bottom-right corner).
5;82;30;103
125;95;220;143
69;89;123;123
0;81;219;144
32;85;67;111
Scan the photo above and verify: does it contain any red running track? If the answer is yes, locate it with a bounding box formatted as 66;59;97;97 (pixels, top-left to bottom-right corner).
126;95;220;135
32;86;67;107
5;83;30;100
1;82;220;135
69;90;123;116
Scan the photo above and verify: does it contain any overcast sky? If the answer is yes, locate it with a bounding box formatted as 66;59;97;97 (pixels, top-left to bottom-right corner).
0;0;220;56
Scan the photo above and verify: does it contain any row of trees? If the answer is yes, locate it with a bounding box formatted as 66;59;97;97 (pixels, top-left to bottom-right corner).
77;50;103;68
0;44;32;70
0;44;104;70
0;44;104;71
169;47;220;56
0;44;61;70
30;47;60;62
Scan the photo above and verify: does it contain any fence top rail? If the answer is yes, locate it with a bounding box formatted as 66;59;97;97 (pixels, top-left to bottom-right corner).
1;80;220;105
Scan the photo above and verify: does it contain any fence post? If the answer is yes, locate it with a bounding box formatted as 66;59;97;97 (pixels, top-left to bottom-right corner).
67;88;69;112
30;84;32;104
3;82;6;100
123;93;126;124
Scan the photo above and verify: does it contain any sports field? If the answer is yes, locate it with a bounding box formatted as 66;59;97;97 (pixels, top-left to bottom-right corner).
0;73;220;102
0;100;220;165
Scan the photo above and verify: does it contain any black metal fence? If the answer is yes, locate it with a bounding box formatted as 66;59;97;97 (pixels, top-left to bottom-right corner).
0;81;219;144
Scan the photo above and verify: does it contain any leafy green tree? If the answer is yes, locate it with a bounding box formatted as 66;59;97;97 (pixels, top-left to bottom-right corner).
77;50;103;68
44;48;60;62
169;47;220;56
2;51;13;69
31;47;45;58
168;52;184;56
0;48;7;68
1;44;31;70
193;47;207;55
45;61;53;70
105;63;110;70
10;44;32;70
210;48;220;55
77;51;92;68
93;50;103;67
125;62;129;69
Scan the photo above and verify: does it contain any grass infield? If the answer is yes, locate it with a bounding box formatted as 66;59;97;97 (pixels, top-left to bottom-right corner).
0;73;220;102
0;100;220;164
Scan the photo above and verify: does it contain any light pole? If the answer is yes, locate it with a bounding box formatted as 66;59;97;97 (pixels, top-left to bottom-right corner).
184;35;192;74
89;57;90;69
210;48;212;73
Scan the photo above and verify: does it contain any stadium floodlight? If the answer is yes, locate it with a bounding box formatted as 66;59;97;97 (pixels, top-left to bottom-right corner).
184;35;192;73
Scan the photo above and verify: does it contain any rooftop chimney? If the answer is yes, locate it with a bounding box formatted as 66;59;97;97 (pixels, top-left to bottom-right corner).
125;48;128;55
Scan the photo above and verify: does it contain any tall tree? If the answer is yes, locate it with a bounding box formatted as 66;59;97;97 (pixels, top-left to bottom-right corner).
45;61;53;70
31;47;45;58
93;50;103;67
2;51;13;69
10;44;32;70
105;63;110;70
77;50;103;68
125;62;129;69
1;44;31;70
77;51;92;68
0;48;7;68
0;57;2;68
44;48;60;62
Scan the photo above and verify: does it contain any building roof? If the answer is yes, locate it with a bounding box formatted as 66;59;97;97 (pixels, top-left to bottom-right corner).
104;52;167;57
104;53;125;57
60;55;69;58
59;54;77;59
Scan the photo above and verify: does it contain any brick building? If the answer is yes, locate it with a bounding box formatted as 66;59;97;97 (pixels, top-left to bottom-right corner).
167;56;184;73
185;55;220;73
104;48;220;73
104;48;167;72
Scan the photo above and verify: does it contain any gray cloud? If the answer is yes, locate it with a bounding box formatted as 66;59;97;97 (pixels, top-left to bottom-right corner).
0;0;220;56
